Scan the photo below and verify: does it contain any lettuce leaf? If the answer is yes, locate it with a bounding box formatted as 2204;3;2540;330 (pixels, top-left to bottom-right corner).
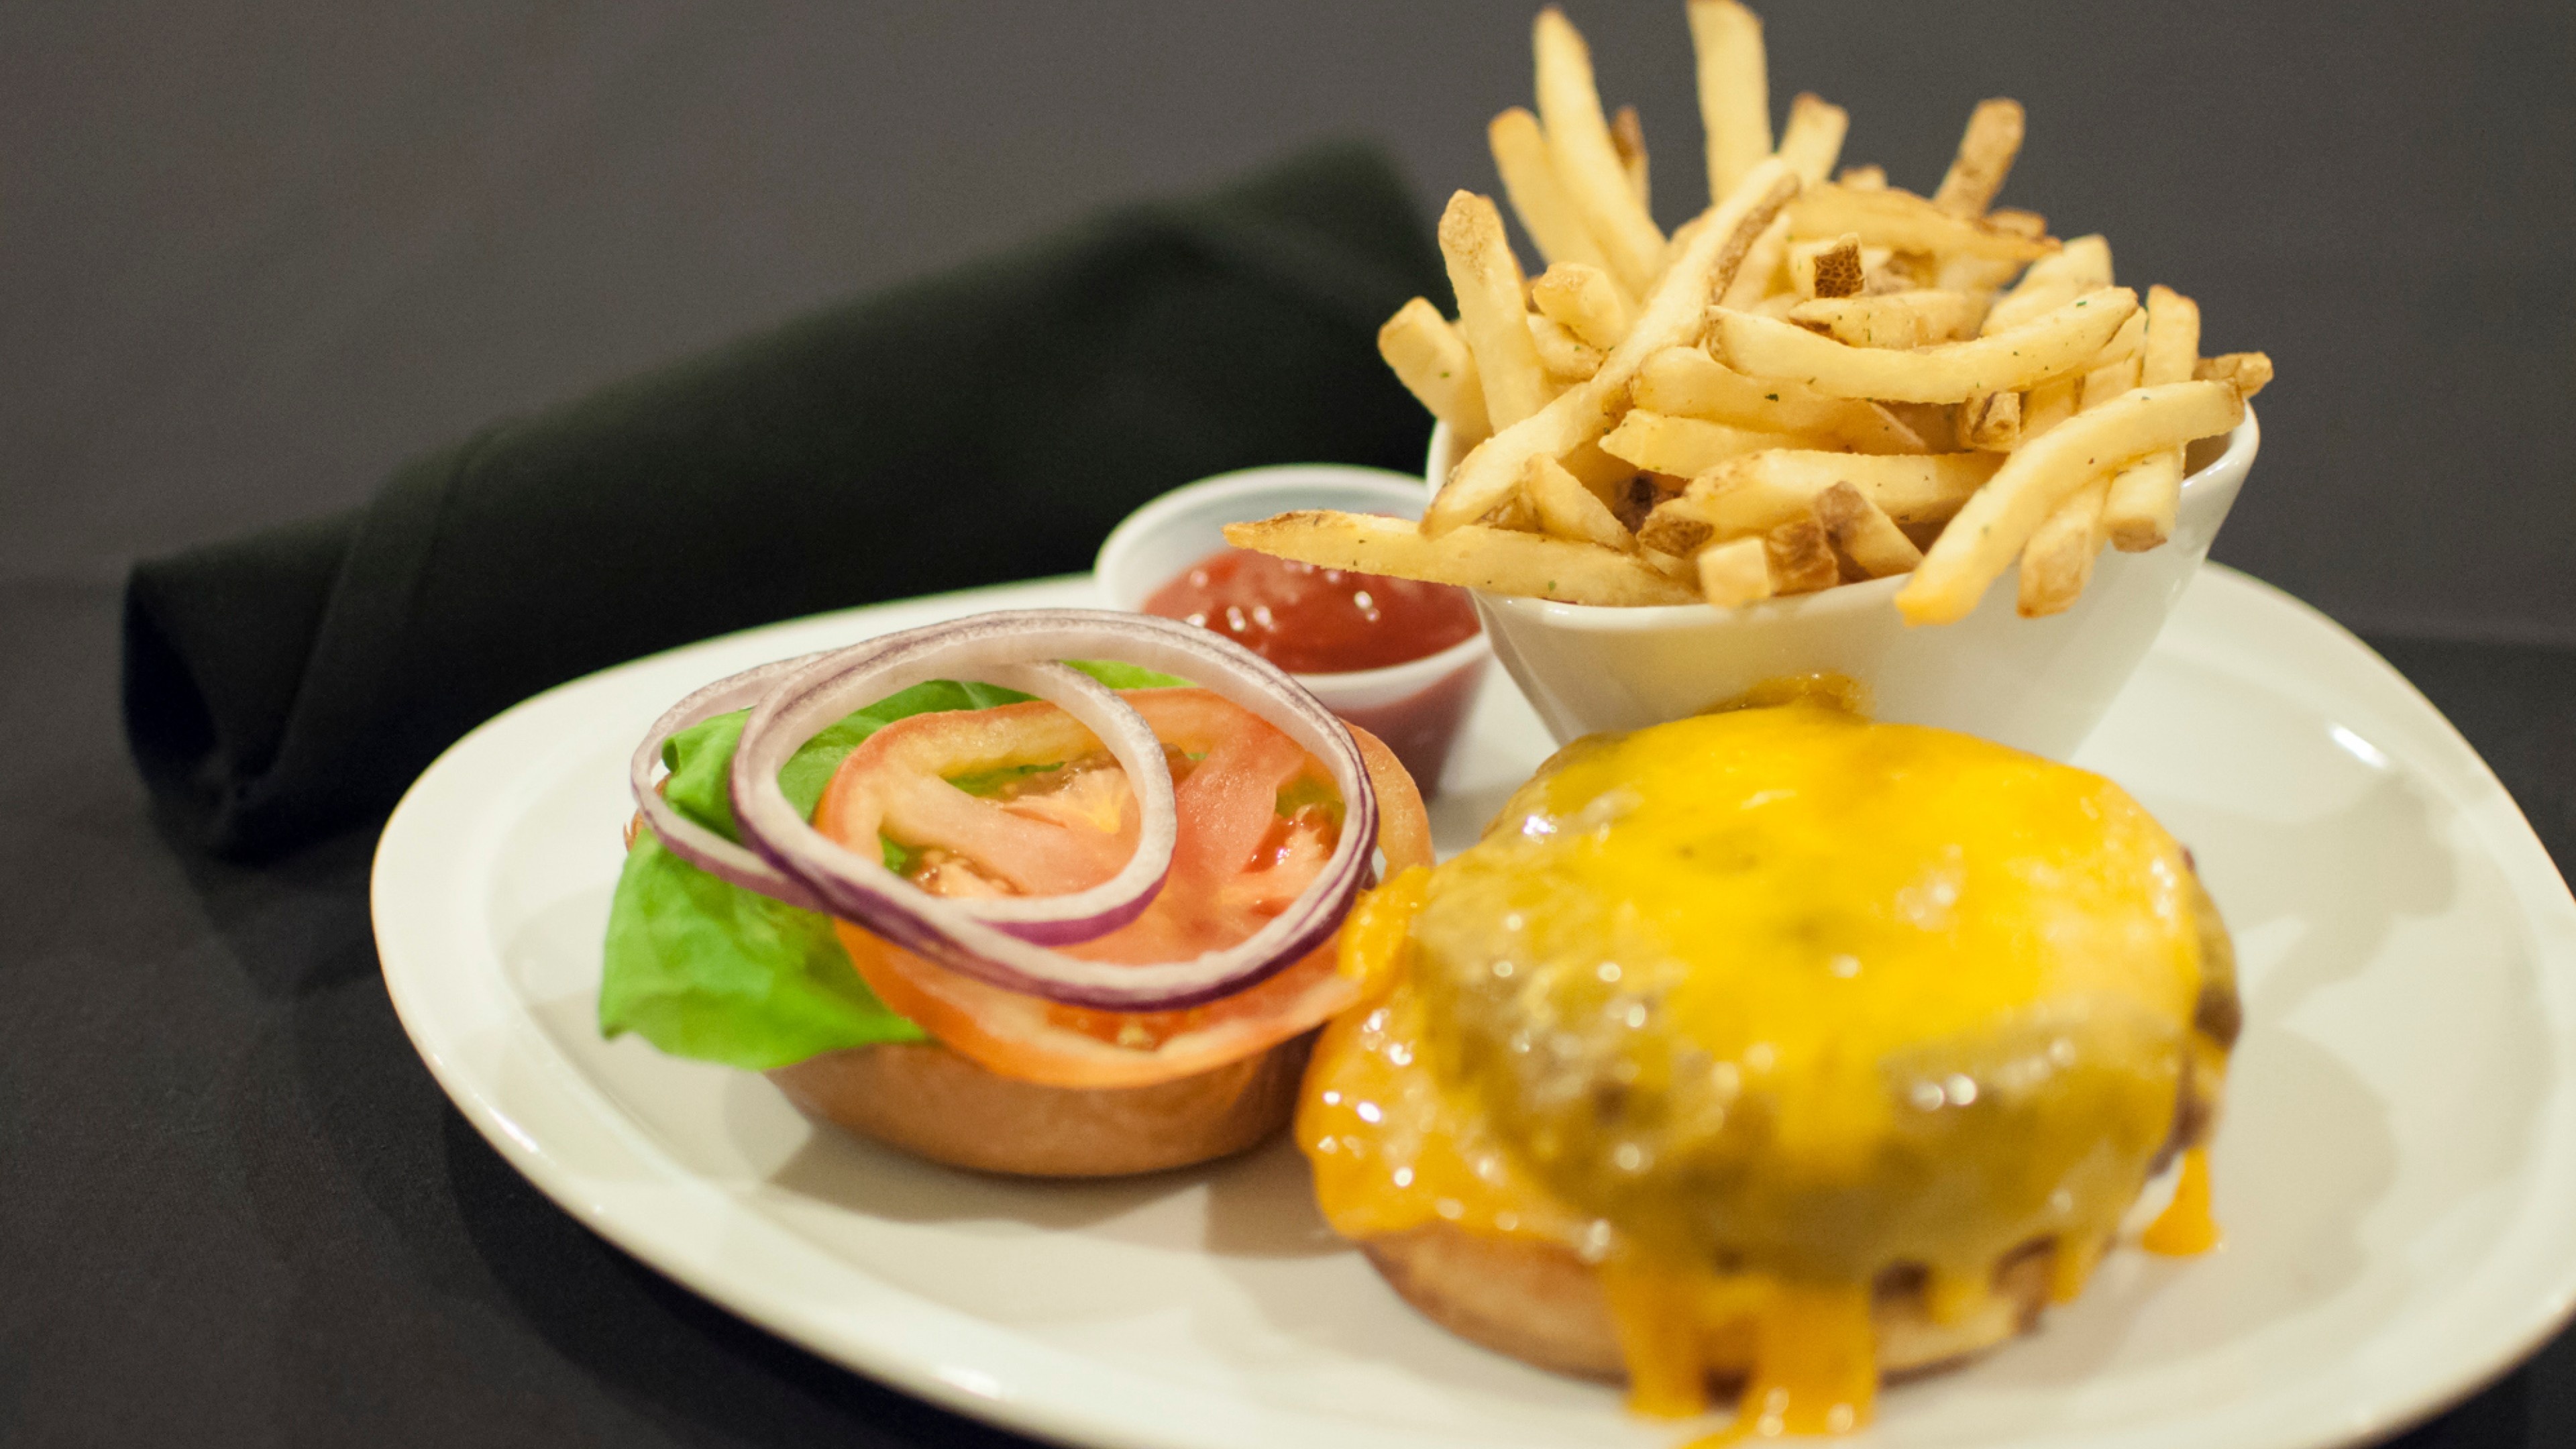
597;661;1184;1070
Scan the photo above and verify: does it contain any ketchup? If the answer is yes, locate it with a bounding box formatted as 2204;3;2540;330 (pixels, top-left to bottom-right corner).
1142;547;1480;674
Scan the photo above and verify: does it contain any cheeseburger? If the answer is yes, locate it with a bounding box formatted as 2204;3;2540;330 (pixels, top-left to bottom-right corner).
1303;702;2235;1436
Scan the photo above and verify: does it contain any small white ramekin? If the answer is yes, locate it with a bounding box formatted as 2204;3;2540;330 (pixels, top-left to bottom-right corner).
1427;409;2259;759
1095;465;1495;793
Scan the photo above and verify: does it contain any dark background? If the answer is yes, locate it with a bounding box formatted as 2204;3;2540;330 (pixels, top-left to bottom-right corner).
3;2;2571;1446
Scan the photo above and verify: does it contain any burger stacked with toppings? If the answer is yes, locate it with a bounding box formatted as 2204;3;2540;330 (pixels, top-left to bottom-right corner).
600;612;1430;1178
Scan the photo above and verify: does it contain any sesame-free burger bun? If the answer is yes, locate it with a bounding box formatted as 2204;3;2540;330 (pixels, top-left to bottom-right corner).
768;1031;1316;1177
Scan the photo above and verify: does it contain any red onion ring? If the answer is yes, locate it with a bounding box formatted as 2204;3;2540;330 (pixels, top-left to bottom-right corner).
629;650;833;912
727;610;1379;1012
633;643;1179;945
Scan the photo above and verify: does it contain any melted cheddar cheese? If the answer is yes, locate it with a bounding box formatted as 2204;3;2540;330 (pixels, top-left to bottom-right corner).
1302;705;2231;1437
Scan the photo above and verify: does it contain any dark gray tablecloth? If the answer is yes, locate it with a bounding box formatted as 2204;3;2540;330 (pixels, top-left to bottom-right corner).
4;1;2571;1444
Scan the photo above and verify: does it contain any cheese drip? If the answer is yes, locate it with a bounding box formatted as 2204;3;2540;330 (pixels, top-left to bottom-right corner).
2143;1147;2221;1255
1302;705;2229;1437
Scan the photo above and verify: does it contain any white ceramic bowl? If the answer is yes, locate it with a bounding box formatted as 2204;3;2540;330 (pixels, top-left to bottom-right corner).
1428;411;2259;758
1094;464;1493;792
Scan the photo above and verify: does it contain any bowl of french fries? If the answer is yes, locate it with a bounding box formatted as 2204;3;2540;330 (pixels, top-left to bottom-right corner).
1226;1;2271;759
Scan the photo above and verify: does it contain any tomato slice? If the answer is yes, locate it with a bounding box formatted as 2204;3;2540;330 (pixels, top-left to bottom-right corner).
813;688;1432;1088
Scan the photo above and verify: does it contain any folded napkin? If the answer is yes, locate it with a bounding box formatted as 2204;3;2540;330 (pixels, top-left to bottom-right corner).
124;142;1444;857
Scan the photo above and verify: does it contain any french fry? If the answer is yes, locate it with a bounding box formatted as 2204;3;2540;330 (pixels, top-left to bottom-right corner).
2196;351;2274;398
1633;502;1711;558
2103;284;2202;550
1766;514;1842;594
1560;437;1643;498
1713;286;2140;403
1703;451;2001;529
1639;450;2000;555
1485;491;1540;532
1937;252;2029;294
1532;261;1632;350
1600;410;1807;476
1788;233;1865;299
1786;182;2057;261
1426;158;1800;535
1688;0;1770;201
1642;545;1698;581
1611;103;1650;209
1525;455;1636;551
1986;207;2048;238
2086;311;2148;389
1836;164;1887;191
2080;335;2145;411
1377;298;1492;445
2017;476;2109;616
1635;345;1929;452
1954;389;2020;451
2092;325;2147;374
2017;345;2125;610
1716;213;1788;308
2021;374;2079;439
1788;295;1923;349
1528;313;1605;378
1813;480;1923;577
1982;233;2112;333
1879;401;1955;447
2099;452;2181;554
1896;380;2247;625
1489;108;1621;282
1440;191;1553;429
1867;252;1940;294
2141;286;2202;387
1776;93;1851;185
1536;7;1668;297
1436;398;1603;526
1931;99;2025;217
1787;288;1984;348
1224;510;1695;606
1697;536;1774;606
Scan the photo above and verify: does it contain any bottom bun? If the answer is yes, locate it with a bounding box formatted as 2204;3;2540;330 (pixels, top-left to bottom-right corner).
767;1032;1316;1177
1363;1224;2055;1385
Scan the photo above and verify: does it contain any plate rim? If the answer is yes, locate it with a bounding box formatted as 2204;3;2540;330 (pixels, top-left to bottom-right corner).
372;564;2576;1449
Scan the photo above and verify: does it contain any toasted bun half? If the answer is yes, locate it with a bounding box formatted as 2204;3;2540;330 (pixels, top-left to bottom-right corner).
768;1032;1316;1177
1362;1224;2056;1384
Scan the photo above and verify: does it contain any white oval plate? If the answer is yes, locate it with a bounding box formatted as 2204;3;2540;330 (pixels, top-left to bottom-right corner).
374;566;2576;1449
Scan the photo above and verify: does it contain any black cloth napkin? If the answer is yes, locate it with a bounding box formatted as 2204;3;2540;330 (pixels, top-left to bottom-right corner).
123;142;1445;857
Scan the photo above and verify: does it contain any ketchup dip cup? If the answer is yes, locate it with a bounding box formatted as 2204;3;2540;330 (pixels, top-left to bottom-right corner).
1096;465;1495;795
1426;409;2259;759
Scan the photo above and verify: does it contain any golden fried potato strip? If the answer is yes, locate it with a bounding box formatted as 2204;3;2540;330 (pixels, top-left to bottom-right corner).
1440;191;1551;428
1932;99;2025;217
1634;346;1929;452
1489;108;1621;284
1378;299;1491;446
1226;510;1694;606
1787;182;2057;261
1713;286;2139;402
1536;7;1667;297
1688;0;1770;201
1898;380;2246;625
